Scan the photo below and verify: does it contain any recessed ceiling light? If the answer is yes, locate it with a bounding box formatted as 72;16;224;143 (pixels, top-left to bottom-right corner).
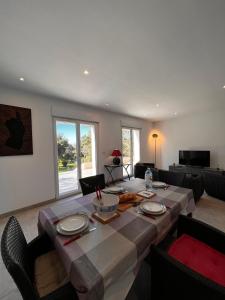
20;77;24;81
156;103;159;107
223;85;225;88
174;112;177;116
83;70;89;75
105;103;109;106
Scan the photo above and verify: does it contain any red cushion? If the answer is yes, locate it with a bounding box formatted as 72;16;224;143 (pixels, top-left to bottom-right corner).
168;234;225;287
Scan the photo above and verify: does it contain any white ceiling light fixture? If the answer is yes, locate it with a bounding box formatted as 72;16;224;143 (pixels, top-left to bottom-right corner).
83;70;89;75
105;103;109;106
156;103;159;107
223;85;225;88
20;77;24;81
174;112;177;116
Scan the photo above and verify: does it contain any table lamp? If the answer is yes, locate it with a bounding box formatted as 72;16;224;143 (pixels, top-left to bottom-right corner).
112;149;122;165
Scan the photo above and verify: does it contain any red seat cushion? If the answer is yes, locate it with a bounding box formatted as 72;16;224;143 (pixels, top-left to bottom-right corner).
168;234;225;287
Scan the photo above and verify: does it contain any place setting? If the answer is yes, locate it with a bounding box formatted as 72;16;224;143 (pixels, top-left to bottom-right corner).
152;181;169;190
102;186;126;194
136;200;167;219
54;212;96;245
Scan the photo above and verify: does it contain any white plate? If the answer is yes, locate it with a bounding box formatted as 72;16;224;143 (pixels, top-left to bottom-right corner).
140;201;166;215
152;181;167;188
103;186;125;193
147;205;166;215
56;221;89;236
57;214;89;233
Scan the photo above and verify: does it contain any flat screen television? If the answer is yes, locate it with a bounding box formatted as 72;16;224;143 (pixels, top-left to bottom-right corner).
179;150;210;167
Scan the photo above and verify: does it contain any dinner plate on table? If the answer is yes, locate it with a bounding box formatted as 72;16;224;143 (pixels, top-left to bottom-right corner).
140;201;166;215
152;181;167;188
56;213;89;236
103;186;125;194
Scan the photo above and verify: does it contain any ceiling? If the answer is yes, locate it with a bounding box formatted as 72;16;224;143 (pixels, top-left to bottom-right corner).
0;0;225;121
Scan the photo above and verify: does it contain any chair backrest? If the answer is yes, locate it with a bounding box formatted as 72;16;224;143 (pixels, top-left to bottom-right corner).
183;174;204;202
203;172;225;200
134;163;156;179
1;216;39;300
79;174;106;195
151;168;159;181
158;169;185;187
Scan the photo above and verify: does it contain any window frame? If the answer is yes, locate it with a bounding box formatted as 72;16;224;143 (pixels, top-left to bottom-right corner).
121;126;141;177
53;117;99;199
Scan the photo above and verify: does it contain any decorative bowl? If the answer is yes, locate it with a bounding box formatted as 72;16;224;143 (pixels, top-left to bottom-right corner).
92;194;119;218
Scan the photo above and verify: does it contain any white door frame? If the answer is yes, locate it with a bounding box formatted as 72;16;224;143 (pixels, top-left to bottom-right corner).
121;126;141;177
53;117;99;199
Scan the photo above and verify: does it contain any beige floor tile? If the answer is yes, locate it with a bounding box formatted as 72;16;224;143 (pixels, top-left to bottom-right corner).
193;194;225;232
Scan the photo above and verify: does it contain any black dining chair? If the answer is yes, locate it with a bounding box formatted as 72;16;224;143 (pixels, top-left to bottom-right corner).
79;173;106;195
134;163;155;179
203;171;225;201
148;215;225;300
1;216;78;300
158;169;185;187
183;173;204;202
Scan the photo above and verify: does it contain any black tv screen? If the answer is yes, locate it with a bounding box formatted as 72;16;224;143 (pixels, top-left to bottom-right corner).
179;150;210;167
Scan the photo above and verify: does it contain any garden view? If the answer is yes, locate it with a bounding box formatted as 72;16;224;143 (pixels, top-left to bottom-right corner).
56;121;96;195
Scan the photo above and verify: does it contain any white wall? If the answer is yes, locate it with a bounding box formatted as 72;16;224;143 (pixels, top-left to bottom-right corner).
154;109;225;170
0;85;153;214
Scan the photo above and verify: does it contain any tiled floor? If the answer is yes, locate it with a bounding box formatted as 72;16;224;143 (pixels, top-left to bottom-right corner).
192;194;225;232
0;194;225;300
59;168;94;195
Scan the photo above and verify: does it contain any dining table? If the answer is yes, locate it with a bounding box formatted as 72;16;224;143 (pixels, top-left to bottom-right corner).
38;178;196;300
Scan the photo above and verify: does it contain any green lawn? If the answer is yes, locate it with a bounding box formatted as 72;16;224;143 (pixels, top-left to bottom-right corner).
58;161;77;173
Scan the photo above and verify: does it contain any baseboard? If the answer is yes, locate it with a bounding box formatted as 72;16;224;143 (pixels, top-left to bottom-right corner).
0;198;56;219
0;179;134;218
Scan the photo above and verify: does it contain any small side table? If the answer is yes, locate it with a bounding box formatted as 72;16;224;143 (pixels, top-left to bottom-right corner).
104;164;131;184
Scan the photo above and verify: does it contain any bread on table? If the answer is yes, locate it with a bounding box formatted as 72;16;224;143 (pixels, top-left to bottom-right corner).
119;193;137;203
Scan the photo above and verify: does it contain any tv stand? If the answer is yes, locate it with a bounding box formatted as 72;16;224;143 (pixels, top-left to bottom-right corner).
169;165;224;175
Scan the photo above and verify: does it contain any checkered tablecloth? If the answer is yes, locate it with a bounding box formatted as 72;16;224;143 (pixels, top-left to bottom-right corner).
38;178;195;300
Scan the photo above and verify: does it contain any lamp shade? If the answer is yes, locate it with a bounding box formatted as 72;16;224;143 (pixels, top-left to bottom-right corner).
111;149;122;157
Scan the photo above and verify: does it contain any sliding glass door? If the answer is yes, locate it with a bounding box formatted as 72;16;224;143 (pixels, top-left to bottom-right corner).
122;127;140;177
55;119;97;197
80;123;97;179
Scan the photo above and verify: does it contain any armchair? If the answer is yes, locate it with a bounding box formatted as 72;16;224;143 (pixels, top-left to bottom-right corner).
149;215;225;300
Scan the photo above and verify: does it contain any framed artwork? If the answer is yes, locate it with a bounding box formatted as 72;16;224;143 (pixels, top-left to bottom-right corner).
0;104;33;156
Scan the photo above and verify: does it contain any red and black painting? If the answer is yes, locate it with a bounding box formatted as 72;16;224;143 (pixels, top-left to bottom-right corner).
0;104;33;156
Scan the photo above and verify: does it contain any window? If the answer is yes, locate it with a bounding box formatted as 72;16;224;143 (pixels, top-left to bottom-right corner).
122;127;140;177
54;118;97;198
